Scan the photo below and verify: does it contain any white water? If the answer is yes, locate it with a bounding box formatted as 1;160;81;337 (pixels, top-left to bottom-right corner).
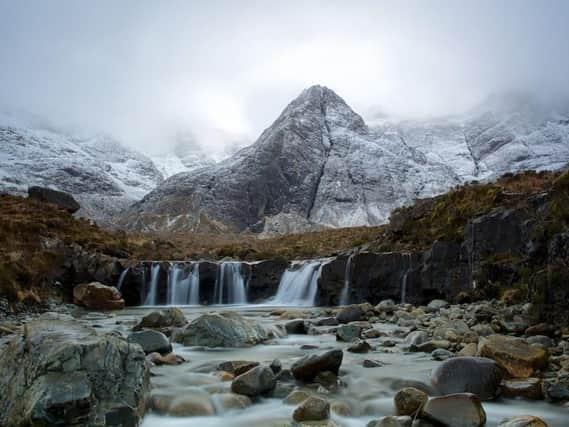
116;268;129;292
339;255;354;305
167;263;200;305
272;260;324;306
400;253;412;304
143;263;161;306
213;262;247;304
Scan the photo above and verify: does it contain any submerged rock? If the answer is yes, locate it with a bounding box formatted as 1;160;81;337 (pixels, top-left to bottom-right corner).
173;312;268;347
347;340;372;353
431;357;503;400
367;416;412;427
421;393;486;427
478;334;548;377
501;378;542;400
291;349;343;382
497;415;548;427
293;396;330;422
73;282;125;310
0;319;149;426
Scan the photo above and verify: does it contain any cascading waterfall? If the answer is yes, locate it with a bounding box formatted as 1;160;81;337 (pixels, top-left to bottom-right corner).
143;263;161;306
273;260;324;306
213;262;247;304
116;268;129;292
401;253;412;304
166;262;201;305
339;255;353;305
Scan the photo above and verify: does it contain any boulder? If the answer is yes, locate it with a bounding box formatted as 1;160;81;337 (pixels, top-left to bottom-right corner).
147;352;185;366
0;319;149;426
136;307;187;329
394;387;428;416
292;349;343;382
542;378;569;402
151;389;214;416
347;340;372;353
501;378;542;400
73;282;125;310
336;305;364;324
173;312;268;347
431;357;503;400
285;319;309;334
404;331;429;348
376;299;396;314
336;324;362;342
478;335;548;377
421;393;486;427
231;366;276;397
28;186;80;213
293;396;330;422
367;416;412;427
426;300;449;312
497;415;548;427
128;330;171;355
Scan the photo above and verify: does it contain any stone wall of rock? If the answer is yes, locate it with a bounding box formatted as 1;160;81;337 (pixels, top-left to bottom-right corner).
0;317;149;426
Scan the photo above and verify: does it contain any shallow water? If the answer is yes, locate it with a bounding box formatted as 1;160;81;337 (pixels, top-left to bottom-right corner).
89;305;569;427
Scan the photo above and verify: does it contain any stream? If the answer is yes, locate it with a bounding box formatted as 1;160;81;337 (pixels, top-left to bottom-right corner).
84;305;569;427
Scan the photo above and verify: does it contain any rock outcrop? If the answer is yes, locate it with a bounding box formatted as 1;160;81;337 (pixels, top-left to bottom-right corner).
28;186;81;213
0;318;149;426
73;282;125;310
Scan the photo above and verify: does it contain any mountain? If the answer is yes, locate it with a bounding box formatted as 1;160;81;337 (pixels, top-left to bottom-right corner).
377;93;569;183
121;86;460;233
0;121;164;225
122;86;569;234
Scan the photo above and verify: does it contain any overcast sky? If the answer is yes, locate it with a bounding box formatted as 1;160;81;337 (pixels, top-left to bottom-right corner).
1;0;569;154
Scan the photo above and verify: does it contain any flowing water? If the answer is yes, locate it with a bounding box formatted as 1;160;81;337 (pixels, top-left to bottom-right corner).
116;267;129;292
272;260;326;306
143;263;161;306
339;255;353;306
82;305;568;427
213;262;247;305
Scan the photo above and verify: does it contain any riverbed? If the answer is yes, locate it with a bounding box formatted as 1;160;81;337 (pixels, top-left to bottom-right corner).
83;304;569;427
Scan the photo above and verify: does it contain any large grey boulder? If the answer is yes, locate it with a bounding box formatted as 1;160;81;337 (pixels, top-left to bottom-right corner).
28;186;81;213
292;349;343;382
173;312;268;347
0;319;149;426
230;366;276;397
431;357;503;400
128;329;172;355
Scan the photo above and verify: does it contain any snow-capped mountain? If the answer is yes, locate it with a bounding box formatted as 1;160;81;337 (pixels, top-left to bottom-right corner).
122;85;569;234
0;119;164;225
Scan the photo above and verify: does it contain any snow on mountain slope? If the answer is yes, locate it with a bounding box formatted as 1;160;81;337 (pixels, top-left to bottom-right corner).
121;86;460;233
122;86;569;234
0;122;164;225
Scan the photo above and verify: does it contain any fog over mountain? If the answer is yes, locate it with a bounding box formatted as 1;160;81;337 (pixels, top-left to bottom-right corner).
1;0;569;156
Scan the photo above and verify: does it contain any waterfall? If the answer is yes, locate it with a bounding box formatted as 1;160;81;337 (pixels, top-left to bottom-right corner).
273;260;324;306
339;255;353;305
401;253;412;304
143;263;161;306
164;262;201;305
116;268;129;292
213;262;247;304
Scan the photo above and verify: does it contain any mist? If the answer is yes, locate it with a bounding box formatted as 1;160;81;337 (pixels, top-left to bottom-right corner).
1;0;568;155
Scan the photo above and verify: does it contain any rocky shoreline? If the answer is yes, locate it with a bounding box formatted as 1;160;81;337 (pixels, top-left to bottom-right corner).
1;298;568;426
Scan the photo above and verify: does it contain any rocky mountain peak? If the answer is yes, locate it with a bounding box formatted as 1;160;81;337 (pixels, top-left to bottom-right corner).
276;85;367;134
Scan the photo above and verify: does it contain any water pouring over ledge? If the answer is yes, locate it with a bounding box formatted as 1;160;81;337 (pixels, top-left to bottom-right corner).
271;259;328;306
